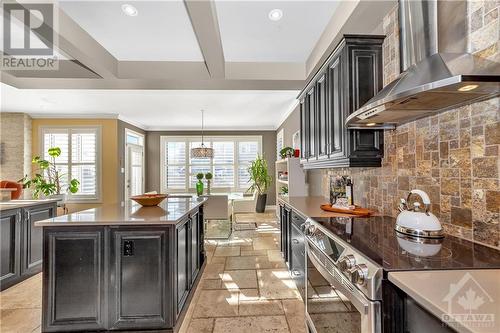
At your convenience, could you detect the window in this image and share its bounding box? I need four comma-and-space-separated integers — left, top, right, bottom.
41, 127, 101, 201
161, 136, 262, 193
277, 128, 284, 160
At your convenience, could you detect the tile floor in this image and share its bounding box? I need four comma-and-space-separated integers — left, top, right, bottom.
0, 211, 306, 333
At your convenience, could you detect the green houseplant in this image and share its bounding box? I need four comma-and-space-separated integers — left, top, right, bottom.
195, 173, 204, 196
279, 147, 294, 159
205, 172, 213, 195
247, 156, 272, 213
19, 147, 79, 200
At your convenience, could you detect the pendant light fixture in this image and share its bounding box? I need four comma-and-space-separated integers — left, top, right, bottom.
190, 109, 214, 158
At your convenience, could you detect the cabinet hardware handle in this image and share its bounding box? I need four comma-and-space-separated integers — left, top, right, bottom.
17, 211, 22, 222
292, 239, 299, 244
292, 270, 301, 277
25, 211, 31, 222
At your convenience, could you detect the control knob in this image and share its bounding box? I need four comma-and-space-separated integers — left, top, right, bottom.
338, 255, 356, 272
349, 264, 369, 286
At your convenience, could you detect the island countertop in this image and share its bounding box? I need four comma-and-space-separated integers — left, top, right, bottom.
0, 199, 59, 212
34, 197, 206, 226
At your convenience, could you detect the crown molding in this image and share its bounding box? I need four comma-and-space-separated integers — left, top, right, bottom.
28, 113, 119, 119
276, 99, 299, 129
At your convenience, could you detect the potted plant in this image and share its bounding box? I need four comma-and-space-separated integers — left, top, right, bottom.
247, 156, 272, 213
19, 147, 79, 201
279, 147, 294, 159
205, 172, 213, 195
195, 173, 204, 196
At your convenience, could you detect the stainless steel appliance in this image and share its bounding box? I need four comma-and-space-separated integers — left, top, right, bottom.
304, 218, 383, 333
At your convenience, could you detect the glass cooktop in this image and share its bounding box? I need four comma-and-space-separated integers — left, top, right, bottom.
311, 216, 500, 272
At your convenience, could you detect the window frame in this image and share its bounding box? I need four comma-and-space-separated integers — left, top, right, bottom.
160, 135, 262, 193
39, 125, 102, 203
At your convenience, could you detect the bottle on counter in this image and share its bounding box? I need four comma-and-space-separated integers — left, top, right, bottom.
346, 178, 354, 206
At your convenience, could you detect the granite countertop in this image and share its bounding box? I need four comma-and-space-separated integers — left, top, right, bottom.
278, 195, 372, 219
0, 199, 59, 212
34, 197, 206, 226
389, 270, 500, 333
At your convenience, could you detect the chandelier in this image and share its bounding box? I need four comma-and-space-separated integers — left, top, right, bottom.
190, 109, 214, 158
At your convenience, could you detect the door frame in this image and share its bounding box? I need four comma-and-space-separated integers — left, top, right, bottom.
124, 129, 145, 201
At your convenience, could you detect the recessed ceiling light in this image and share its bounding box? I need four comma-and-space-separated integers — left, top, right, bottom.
268, 9, 283, 21
458, 84, 478, 92
122, 4, 138, 17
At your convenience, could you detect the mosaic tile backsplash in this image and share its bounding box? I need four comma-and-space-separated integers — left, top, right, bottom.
314, 1, 500, 249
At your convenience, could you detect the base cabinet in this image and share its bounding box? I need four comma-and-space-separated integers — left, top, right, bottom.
279, 203, 306, 300
0, 202, 57, 291
0, 210, 21, 289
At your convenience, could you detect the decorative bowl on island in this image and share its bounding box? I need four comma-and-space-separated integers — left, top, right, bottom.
131, 194, 168, 206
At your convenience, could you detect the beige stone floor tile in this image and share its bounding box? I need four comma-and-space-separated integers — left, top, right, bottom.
221, 270, 258, 289
0, 308, 41, 333
202, 263, 225, 280
257, 269, 300, 300
253, 236, 279, 250
210, 256, 227, 265
225, 256, 278, 270
192, 289, 239, 318
214, 246, 241, 257
213, 315, 289, 333
267, 249, 283, 262
0, 274, 42, 309
238, 289, 284, 316
186, 318, 214, 333
199, 279, 223, 290
282, 299, 306, 333
241, 248, 268, 256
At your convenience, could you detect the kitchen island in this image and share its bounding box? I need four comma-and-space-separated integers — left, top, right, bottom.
35, 197, 206, 332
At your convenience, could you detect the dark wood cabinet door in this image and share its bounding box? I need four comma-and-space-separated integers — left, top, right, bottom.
109, 228, 170, 330
189, 213, 200, 286
290, 222, 305, 299
299, 100, 307, 161
176, 219, 189, 315
23, 204, 56, 275
346, 45, 384, 161
328, 56, 344, 158
316, 74, 329, 159
306, 87, 316, 160
0, 209, 21, 290
43, 228, 105, 332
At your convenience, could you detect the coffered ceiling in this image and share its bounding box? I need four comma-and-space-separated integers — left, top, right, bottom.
0, 0, 396, 129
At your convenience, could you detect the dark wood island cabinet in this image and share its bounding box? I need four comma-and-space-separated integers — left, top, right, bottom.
35, 197, 206, 332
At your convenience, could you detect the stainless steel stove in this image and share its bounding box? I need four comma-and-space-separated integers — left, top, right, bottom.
304, 217, 383, 333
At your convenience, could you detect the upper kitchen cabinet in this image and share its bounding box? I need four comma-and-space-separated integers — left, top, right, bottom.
299, 35, 385, 169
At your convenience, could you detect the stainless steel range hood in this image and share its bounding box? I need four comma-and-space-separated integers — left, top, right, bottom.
346, 0, 500, 129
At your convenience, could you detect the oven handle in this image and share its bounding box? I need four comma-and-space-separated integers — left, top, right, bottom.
306, 240, 371, 315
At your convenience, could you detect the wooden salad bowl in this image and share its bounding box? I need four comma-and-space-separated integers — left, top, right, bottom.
131, 194, 168, 207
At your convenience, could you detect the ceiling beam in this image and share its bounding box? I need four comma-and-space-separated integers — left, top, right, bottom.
2, 77, 303, 90
184, 0, 226, 79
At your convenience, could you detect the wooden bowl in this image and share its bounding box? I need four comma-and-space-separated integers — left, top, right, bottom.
131, 194, 168, 207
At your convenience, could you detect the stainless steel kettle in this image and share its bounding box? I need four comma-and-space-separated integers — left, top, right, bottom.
395, 189, 444, 238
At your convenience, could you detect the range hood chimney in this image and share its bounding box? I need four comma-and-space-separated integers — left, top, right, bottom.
346, 0, 499, 129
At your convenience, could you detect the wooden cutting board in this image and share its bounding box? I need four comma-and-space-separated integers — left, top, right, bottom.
320, 204, 372, 216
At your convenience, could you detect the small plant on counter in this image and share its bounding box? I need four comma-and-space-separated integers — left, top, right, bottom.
205, 172, 213, 195
19, 147, 79, 199
280, 186, 288, 196
279, 147, 294, 159
195, 173, 204, 196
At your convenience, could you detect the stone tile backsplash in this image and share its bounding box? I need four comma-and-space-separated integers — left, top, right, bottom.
315, 1, 499, 249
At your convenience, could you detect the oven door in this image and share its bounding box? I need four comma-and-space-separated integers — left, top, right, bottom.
305, 240, 381, 333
